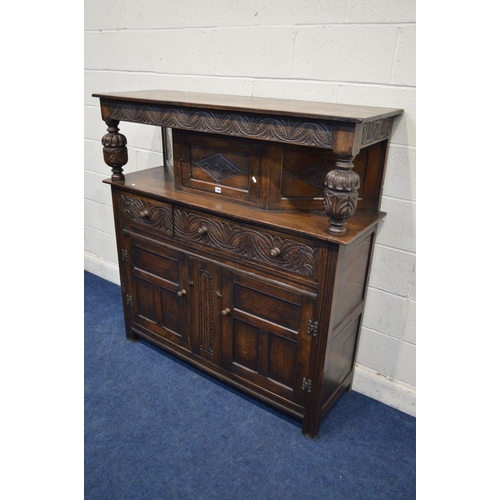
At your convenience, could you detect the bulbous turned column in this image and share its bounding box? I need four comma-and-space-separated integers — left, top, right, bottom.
323, 155, 360, 235
101, 119, 128, 181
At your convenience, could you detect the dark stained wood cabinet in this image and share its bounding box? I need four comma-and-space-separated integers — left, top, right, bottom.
93, 90, 403, 438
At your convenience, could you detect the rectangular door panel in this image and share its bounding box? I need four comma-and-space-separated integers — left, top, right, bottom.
232, 319, 259, 373
132, 245, 180, 290
160, 286, 182, 338
268, 335, 297, 389
233, 282, 302, 333
135, 276, 159, 324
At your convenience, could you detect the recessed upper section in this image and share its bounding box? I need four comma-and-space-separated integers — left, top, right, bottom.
92, 89, 403, 123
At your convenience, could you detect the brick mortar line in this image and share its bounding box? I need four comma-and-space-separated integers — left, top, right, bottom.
84, 23, 416, 33
83, 69, 416, 89
381, 195, 416, 204
374, 243, 416, 257
360, 324, 415, 345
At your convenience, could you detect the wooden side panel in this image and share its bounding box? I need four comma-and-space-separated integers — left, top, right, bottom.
360, 140, 388, 212
319, 230, 376, 412
330, 232, 374, 330
320, 316, 361, 409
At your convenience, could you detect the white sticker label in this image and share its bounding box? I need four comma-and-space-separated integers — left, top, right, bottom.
215, 186, 222, 193
252, 176, 257, 183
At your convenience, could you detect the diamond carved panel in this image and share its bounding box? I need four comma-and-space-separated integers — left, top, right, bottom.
287, 159, 335, 189
194, 153, 243, 183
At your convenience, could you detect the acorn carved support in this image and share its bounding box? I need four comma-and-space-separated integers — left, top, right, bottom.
102, 119, 128, 181
323, 155, 360, 236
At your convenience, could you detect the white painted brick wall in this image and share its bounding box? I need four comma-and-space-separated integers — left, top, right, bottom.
294, 26, 398, 82
347, 0, 415, 23
217, 27, 297, 78
84, 0, 416, 414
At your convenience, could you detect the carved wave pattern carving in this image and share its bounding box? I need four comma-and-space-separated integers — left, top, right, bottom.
121, 194, 173, 233
174, 210, 318, 277
109, 102, 334, 149
361, 118, 392, 146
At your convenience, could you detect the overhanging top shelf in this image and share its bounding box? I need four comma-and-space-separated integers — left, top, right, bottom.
92, 90, 403, 124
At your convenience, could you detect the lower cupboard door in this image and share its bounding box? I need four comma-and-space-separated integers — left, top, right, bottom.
125, 233, 190, 348
221, 271, 316, 406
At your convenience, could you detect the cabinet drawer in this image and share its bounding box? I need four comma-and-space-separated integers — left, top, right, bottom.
173, 208, 319, 279
119, 192, 173, 237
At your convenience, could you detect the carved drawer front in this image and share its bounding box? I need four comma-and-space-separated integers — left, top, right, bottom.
119, 193, 173, 237
173, 208, 319, 280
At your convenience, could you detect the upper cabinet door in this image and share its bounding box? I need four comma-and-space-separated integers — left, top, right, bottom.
174, 130, 262, 205
220, 271, 316, 407
123, 232, 191, 350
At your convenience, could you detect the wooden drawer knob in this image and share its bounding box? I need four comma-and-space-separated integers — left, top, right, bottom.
197, 226, 209, 236
270, 247, 281, 258
221, 308, 231, 316
139, 210, 149, 219
177, 289, 187, 297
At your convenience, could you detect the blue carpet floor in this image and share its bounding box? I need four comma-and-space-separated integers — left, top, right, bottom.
85, 271, 416, 499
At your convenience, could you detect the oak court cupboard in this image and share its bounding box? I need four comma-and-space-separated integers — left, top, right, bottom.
93, 90, 403, 438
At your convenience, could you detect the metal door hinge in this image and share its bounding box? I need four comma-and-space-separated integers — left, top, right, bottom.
307, 319, 318, 337
126, 294, 133, 306
302, 377, 312, 393
121, 249, 128, 262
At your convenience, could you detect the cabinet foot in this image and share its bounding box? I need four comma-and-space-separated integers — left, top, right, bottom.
301, 427, 319, 440
126, 331, 139, 342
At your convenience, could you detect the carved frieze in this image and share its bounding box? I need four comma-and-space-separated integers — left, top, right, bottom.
361, 118, 392, 146
108, 101, 335, 149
